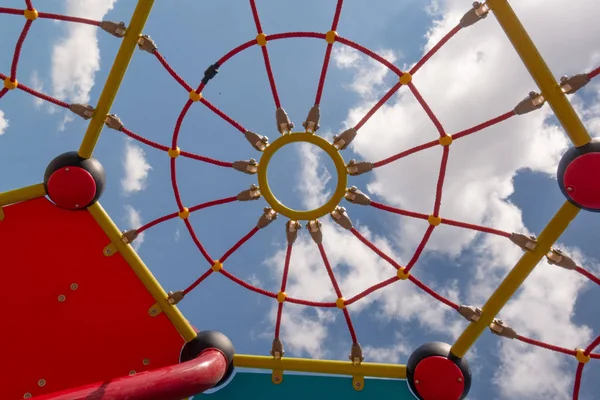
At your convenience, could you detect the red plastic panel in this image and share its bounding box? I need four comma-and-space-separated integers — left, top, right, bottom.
0, 197, 185, 399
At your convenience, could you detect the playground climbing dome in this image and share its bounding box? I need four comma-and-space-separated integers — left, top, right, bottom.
1, 1, 600, 399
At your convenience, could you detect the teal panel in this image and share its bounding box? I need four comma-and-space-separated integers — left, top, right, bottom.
198, 371, 416, 399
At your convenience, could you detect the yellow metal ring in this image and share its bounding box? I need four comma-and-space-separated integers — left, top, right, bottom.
257, 132, 348, 221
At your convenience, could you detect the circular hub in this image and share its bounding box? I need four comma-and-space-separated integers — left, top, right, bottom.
47, 166, 96, 210
563, 153, 600, 210
413, 356, 465, 400
257, 132, 348, 220
558, 139, 600, 212
407, 342, 471, 400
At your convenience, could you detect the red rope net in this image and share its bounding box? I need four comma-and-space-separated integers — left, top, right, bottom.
2, 1, 600, 398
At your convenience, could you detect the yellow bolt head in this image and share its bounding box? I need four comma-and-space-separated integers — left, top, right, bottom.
178, 207, 190, 220
325, 30, 337, 44
336, 297, 345, 309
439, 135, 453, 146
212, 260, 223, 272
168, 147, 181, 158
24, 9, 38, 20
189, 90, 202, 102
256, 33, 267, 47
3, 77, 18, 90
576, 348, 590, 364
399, 73, 412, 85
397, 268, 410, 280
276, 291, 287, 303
428, 215, 442, 226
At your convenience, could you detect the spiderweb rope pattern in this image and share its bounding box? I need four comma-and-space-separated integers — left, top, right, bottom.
2, 2, 600, 397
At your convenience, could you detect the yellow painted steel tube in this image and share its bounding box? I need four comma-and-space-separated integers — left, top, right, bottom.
78, 0, 155, 158
88, 202, 196, 342
451, 200, 580, 358
233, 355, 406, 379
487, 0, 591, 147
0, 183, 47, 220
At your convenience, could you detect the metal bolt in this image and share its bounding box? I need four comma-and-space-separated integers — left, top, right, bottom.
129, 370, 136, 375
567, 186, 573, 192
38, 379, 46, 387
105, 249, 112, 255
75, 204, 80, 208
65, 168, 70, 172
274, 376, 280, 382
143, 358, 150, 366
458, 377, 463, 382
355, 381, 362, 388
24, 393, 32, 399
415, 380, 420, 384
70, 283, 78, 290
58, 294, 66, 302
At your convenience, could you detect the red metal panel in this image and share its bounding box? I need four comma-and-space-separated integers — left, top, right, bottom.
1, 197, 185, 399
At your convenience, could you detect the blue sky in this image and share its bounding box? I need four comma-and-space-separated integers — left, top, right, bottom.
1, 1, 600, 399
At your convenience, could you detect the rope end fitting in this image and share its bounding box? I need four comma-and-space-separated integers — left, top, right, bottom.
232, 159, 258, 175
333, 127, 357, 150
70, 103, 95, 120
303, 105, 320, 133
137, 35, 157, 53
276, 108, 294, 135
489, 319, 518, 339
307, 219, 323, 244
100, 21, 126, 38
237, 184, 261, 201
346, 160, 374, 176
245, 130, 269, 151
460, 2, 490, 28
286, 220, 301, 244
257, 207, 278, 229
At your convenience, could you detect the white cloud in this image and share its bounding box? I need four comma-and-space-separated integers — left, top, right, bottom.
121, 140, 151, 195
124, 205, 145, 251
263, 0, 600, 397
0, 110, 8, 135
30, 70, 45, 108
333, 46, 398, 99
51, 0, 117, 129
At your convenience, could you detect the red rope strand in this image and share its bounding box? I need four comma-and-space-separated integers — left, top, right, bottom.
410, 25, 461, 75
220, 226, 259, 263
153, 51, 193, 92
409, 275, 459, 310
354, 81, 403, 131
408, 82, 446, 137
317, 243, 358, 344
11, 20, 33, 80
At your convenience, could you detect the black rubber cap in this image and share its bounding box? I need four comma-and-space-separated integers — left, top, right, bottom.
406, 342, 472, 400
43, 151, 106, 208
180, 330, 235, 388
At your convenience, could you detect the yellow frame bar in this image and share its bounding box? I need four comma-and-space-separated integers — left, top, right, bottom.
451, 200, 580, 358
78, 0, 155, 159
0, 183, 46, 221
487, 0, 591, 147
234, 354, 406, 379
88, 202, 196, 342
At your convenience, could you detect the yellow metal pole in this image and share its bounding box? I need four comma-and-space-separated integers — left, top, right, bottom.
233, 355, 406, 379
78, 0, 155, 159
451, 200, 580, 358
486, 0, 591, 147
0, 183, 47, 221
88, 202, 196, 342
